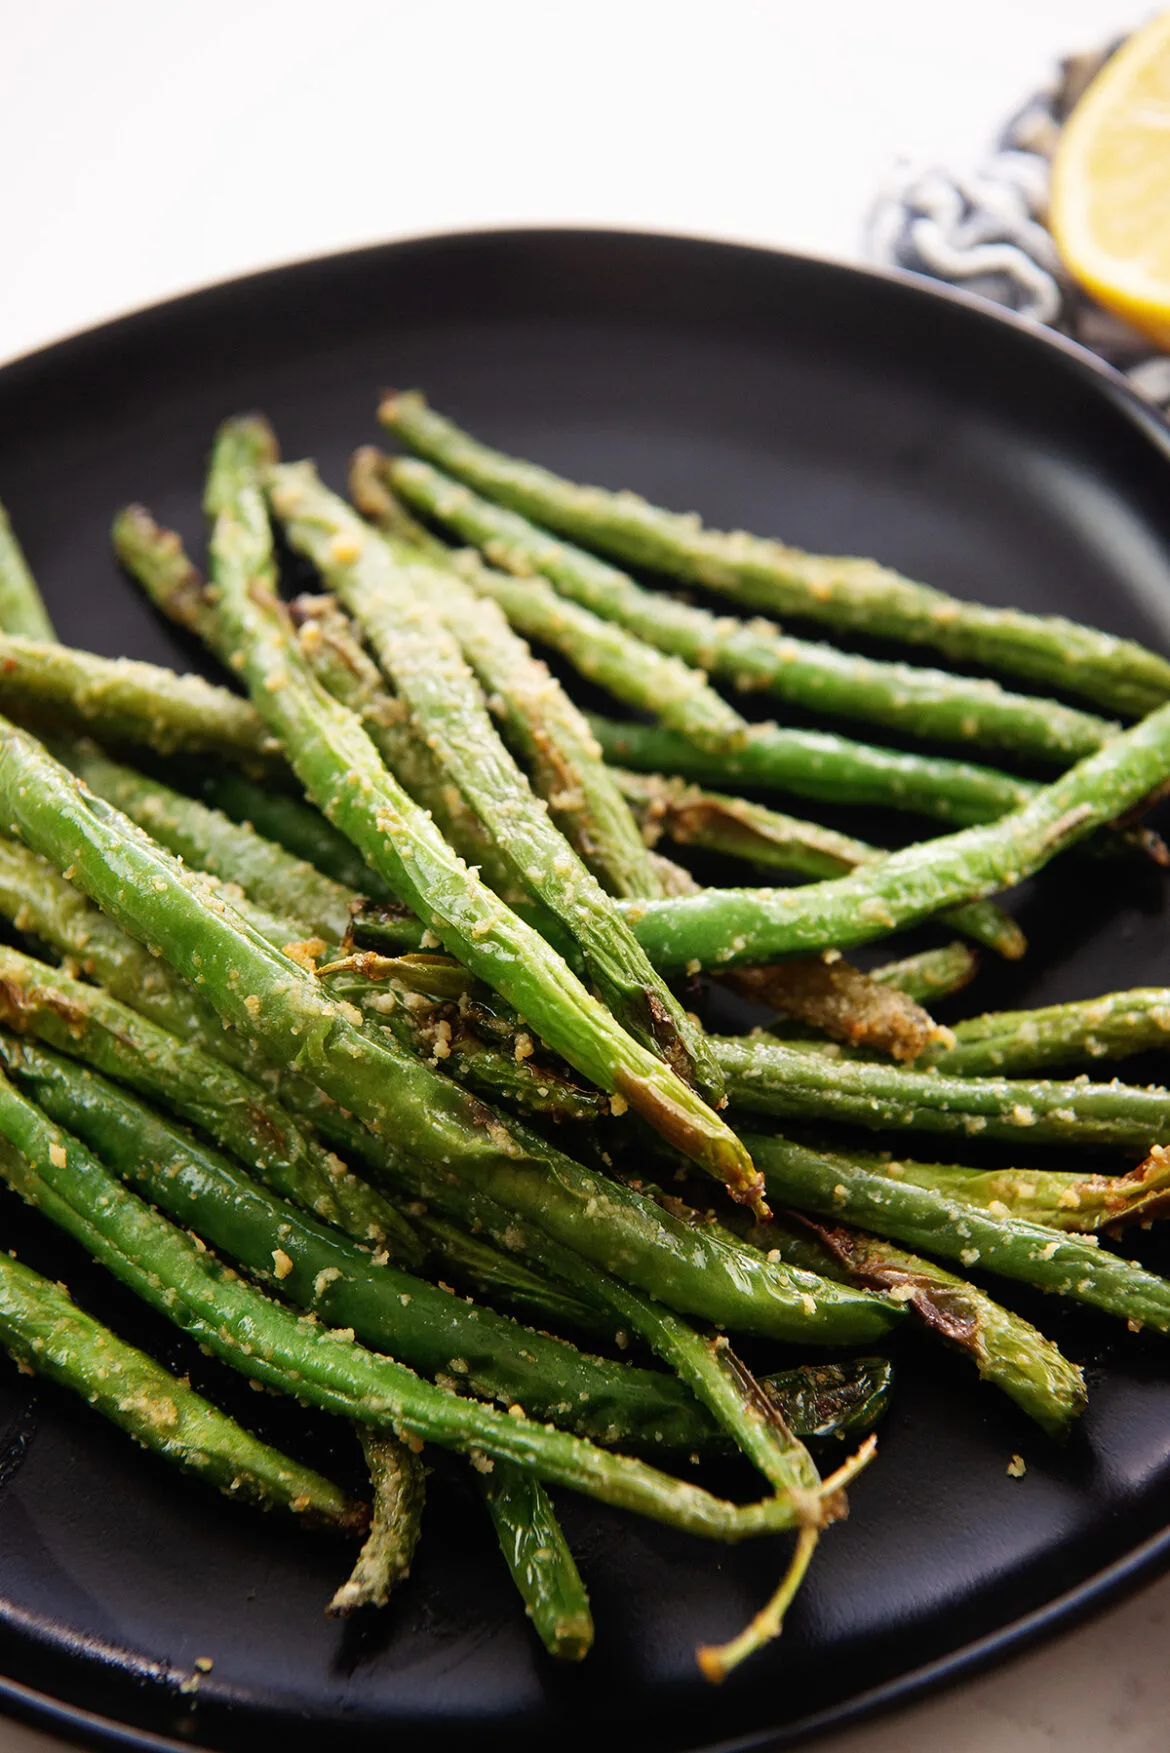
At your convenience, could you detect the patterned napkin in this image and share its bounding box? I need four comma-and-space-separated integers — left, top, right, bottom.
865, 37, 1170, 419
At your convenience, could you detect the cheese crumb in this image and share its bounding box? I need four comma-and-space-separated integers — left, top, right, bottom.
49, 1143, 67, 1169
1006, 1454, 1026, 1478
271, 1249, 293, 1281
329, 533, 363, 565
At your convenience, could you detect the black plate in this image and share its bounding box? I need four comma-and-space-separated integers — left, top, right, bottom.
1, 229, 1170, 1753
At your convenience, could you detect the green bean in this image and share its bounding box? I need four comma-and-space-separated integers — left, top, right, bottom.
869, 944, 980, 1004
743, 948, 976, 1051
2, 1032, 774, 1452
0, 941, 423, 1260
119, 493, 530, 913
328, 959, 606, 1124
592, 716, 1037, 830
721, 959, 950, 1062
478, 1461, 593, 1660
327, 1432, 425, 1613
611, 768, 1023, 958
387, 454, 1118, 763
0, 503, 56, 641
290, 595, 529, 906
195, 462, 751, 1197
0, 1074, 814, 1542
0, 1243, 362, 1526
381, 392, 1170, 718
327, 504, 1044, 832
716, 1036, 1170, 1151
0, 632, 280, 771
116, 502, 510, 905
749, 1215, 1084, 1437
359, 443, 1055, 840
747, 1129, 1170, 1330
0, 966, 884, 1491
855, 1147, 1170, 1233
389, 516, 748, 752
756, 1358, 893, 1441
0, 839, 599, 1329
930, 990, 1170, 1077
61, 741, 356, 944
608, 701, 1170, 971
197, 769, 396, 900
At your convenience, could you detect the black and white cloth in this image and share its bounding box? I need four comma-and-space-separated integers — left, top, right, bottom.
865, 39, 1170, 418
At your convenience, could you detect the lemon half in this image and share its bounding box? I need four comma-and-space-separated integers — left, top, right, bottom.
1051, 10, 1170, 348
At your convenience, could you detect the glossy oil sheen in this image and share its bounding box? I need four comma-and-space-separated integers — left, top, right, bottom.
0, 232, 1169, 1752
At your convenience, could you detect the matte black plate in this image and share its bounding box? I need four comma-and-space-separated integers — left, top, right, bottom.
1, 230, 1170, 1753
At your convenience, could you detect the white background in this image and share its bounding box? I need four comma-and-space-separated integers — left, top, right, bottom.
2, 3, 1170, 1750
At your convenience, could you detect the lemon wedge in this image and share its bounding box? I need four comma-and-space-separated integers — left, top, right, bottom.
1051, 10, 1170, 348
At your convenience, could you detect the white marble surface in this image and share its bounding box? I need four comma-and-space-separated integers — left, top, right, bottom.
1, 1, 1169, 1747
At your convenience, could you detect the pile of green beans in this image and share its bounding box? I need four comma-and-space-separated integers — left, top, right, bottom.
0, 376, 1168, 1686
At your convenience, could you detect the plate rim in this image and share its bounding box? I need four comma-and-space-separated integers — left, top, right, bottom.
1, 222, 1169, 1753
